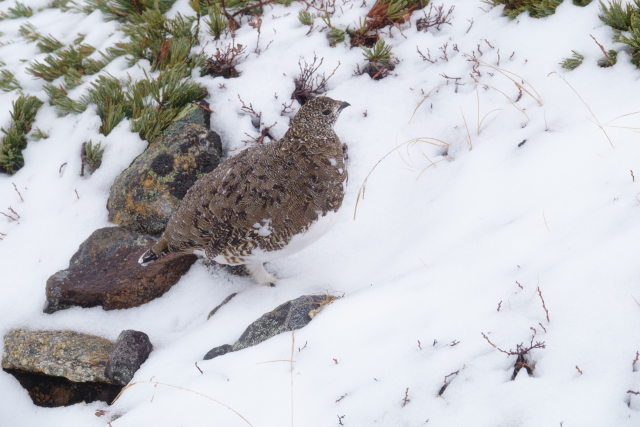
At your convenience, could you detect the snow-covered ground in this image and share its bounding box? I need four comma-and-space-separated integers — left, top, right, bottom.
2, 0, 640, 425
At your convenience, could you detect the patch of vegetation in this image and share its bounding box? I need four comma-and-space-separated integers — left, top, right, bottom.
298, 10, 314, 26
0, 1, 33, 19
206, 2, 229, 39
560, 50, 584, 69
358, 38, 396, 79
44, 84, 88, 115
117, 9, 203, 72
0, 95, 43, 174
128, 65, 207, 142
0, 69, 21, 92
85, 75, 128, 136
597, 48, 617, 67
84, 0, 177, 21
573, 0, 592, 5
600, 0, 640, 67
81, 140, 104, 175
201, 42, 246, 78
19, 23, 64, 52
487, 0, 563, 19
27, 43, 107, 88
598, 0, 636, 30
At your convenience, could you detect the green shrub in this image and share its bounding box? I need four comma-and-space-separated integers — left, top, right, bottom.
0, 95, 43, 174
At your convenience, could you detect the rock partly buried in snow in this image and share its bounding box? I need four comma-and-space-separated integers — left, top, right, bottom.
203, 294, 337, 360
107, 103, 222, 235
44, 226, 196, 313
105, 330, 153, 385
2, 329, 152, 407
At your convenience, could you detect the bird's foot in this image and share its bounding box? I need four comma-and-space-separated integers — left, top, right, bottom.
246, 263, 277, 287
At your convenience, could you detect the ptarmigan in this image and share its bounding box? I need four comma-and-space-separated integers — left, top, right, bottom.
139, 96, 350, 286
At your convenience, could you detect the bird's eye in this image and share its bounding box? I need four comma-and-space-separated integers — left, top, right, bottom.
322, 109, 331, 115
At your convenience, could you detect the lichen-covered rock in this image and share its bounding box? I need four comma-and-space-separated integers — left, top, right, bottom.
44, 226, 196, 313
107, 103, 223, 235
2, 329, 114, 383
204, 294, 337, 360
105, 330, 153, 385
2, 328, 153, 407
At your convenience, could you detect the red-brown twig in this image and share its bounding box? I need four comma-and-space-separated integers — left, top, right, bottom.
12, 183, 23, 202
537, 286, 550, 323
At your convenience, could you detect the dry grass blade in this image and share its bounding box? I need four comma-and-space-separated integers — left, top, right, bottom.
549, 71, 613, 147
482, 83, 529, 120
111, 379, 254, 426
408, 87, 438, 123
461, 109, 472, 150
354, 137, 449, 220
469, 56, 543, 106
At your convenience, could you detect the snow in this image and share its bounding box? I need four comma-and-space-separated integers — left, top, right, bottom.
2, 0, 640, 425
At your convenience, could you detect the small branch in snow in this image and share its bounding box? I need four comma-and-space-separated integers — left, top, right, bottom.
195, 362, 203, 374
497, 300, 502, 312
336, 393, 347, 403
631, 170, 635, 183
438, 370, 460, 396
74, 189, 80, 200
333, 358, 339, 364
337, 414, 346, 425
632, 351, 640, 372
417, 339, 423, 350
59, 162, 67, 176
516, 280, 524, 289
465, 18, 474, 34
401, 387, 410, 407
589, 34, 611, 60
1, 207, 20, 222
538, 322, 547, 333
208, 292, 238, 320
12, 183, 23, 202
575, 365, 583, 375
297, 341, 308, 352
537, 286, 550, 323
450, 340, 460, 347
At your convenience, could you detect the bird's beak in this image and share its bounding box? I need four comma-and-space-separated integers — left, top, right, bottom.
338, 101, 350, 111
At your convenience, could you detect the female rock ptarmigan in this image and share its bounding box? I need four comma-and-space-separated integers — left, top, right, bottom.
140, 96, 349, 286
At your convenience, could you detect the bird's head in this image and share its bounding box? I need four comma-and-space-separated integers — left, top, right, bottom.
290, 96, 350, 131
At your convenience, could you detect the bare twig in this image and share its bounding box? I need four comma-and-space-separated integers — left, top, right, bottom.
207, 292, 238, 320
12, 183, 23, 202
575, 365, 583, 375
195, 362, 203, 374
537, 286, 550, 323
401, 387, 410, 407
438, 370, 460, 396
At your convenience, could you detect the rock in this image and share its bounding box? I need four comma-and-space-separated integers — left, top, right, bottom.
2, 329, 114, 383
44, 226, 196, 313
107, 102, 223, 235
203, 294, 337, 360
2, 328, 152, 407
105, 330, 153, 385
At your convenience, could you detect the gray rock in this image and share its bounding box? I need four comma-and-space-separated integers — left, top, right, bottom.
107, 103, 222, 235
2, 329, 114, 383
44, 226, 196, 312
2, 328, 153, 407
105, 330, 153, 385
203, 294, 337, 360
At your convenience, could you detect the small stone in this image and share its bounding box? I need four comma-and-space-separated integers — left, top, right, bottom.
203, 295, 337, 360
107, 103, 222, 235
44, 226, 196, 312
105, 330, 153, 385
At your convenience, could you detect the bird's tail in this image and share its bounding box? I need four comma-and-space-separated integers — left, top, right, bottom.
138, 239, 168, 266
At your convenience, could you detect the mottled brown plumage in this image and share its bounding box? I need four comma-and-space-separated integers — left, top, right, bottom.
140, 96, 349, 285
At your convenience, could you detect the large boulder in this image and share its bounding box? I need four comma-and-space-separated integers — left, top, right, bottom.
2, 329, 152, 407
44, 226, 196, 313
204, 294, 338, 360
107, 103, 223, 235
